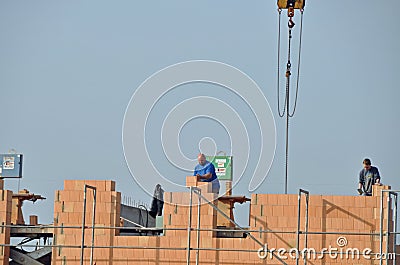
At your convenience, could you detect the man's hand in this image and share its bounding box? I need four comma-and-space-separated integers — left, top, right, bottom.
196, 174, 201, 179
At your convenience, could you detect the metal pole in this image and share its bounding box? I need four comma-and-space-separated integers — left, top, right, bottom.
386, 195, 390, 264
393, 193, 398, 265
195, 189, 201, 265
304, 193, 309, 265
380, 190, 384, 265
186, 186, 193, 265
284, 87, 289, 195
5, 223, 394, 235
89, 188, 97, 265
80, 185, 88, 265
296, 191, 301, 265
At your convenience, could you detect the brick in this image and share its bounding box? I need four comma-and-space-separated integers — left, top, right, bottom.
53, 201, 63, 213
257, 194, 269, 205
343, 196, 355, 207
86, 180, 107, 191
308, 195, 323, 206
63, 180, 76, 191
308, 206, 324, 217
250, 194, 258, 205
164, 192, 173, 204
281, 217, 297, 229
185, 176, 198, 187
66, 190, 85, 202
332, 196, 347, 206
197, 181, 213, 193
331, 218, 343, 229
249, 204, 258, 218
283, 205, 297, 217
325, 206, 338, 218
171, 192, 191, 205
354, 196, 366, 208
365, 196, 378, 208
272, 205, 284, 217
276, 194, 297, 206
269, 194, 281, 205
105, 180, 116, 191
64, 180, 116, 192
336, 208, 351, 218
199, 204, 215, 215
265, 216, 279, 228
308, 217, 322, 230
0, 190, 12, 202
97, 191, 114, 203
203, 192, 217, 203
372, 184, 391, 196
29, 215, 38, 225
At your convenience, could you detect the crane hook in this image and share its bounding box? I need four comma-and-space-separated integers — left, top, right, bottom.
288, 18, 295, 28
288, 7, 295, 28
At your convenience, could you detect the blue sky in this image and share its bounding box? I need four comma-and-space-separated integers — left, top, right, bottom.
1, 1, 399, 225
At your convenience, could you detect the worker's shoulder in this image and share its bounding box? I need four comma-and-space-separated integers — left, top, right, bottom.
194, 164, 202, 171
206, 161, 215, 169
371, 166, 380, 172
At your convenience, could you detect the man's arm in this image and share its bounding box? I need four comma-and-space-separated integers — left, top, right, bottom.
359, 170, 364, 185
196, 172, 212, 180
358, 170, 365, 193
374, 167, 381, 184
196, 163, 214, 180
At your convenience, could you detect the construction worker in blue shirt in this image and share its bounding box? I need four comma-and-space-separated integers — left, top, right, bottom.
194, 153, 220, 194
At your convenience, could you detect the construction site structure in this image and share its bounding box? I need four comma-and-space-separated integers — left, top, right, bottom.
0, 178, 399, 264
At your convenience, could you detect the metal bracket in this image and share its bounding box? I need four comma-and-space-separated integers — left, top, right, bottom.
9, 246, 51, 265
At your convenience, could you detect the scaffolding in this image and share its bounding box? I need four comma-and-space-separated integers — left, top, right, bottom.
2, 188, 399, 265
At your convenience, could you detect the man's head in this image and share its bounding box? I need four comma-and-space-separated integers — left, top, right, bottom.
197, 153, 207, 166
363, 158, 372, 170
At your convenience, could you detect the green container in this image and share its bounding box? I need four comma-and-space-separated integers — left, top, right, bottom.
155, 216, 163, 228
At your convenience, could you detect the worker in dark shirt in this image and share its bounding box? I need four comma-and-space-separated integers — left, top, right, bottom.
358, 158, 381, 196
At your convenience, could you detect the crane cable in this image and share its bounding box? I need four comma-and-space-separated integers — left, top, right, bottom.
277, 7, 304, 194
277, 9, 286, 117
277, 8, 304, 118
290, 8, 304, 118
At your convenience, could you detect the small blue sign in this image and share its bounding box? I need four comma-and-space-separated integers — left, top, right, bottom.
0, 154, 23, 178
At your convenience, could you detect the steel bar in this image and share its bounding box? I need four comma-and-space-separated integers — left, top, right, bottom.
80, 185, 88, 265
186, 186, 194, 265
304, 192, 309, 265
7, 224, 396, 235
195, 189, 201, 265
380, 189, 384, 265
90, 188, 97, 265
393, 193, 398, 265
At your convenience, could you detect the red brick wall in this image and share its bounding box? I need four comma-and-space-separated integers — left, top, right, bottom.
50, 180, 397, 265
52, 180, 120, 265
0, 180, 12, 265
